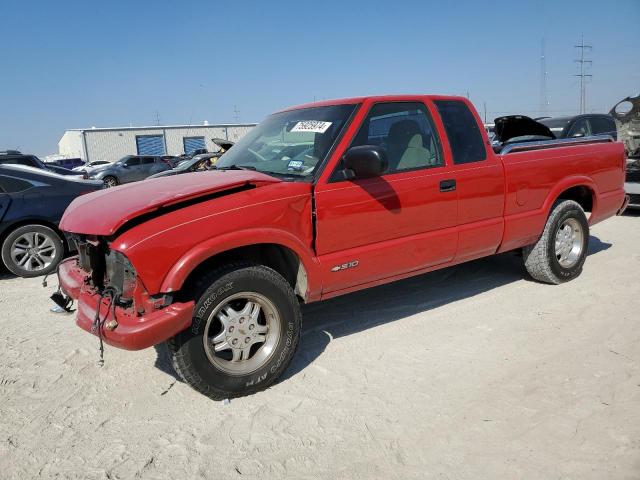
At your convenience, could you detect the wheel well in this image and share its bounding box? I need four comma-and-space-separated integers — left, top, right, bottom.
177, 243, 308, 303
556, 185, 594, 214
0, 219, 68, 251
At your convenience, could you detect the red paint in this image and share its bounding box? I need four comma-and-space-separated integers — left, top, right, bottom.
57, 95, 626, 351
58, 259, 194, 350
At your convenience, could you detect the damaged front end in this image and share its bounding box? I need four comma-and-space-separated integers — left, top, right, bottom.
57, 234, 194, 351
611, 94, 640, 205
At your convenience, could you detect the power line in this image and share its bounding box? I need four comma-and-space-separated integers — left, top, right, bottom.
574, 34, 592, 114
540, 38, 548, 115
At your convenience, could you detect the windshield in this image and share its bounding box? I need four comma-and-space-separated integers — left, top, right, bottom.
215, 104, 356, 180
539, 117, 572, 137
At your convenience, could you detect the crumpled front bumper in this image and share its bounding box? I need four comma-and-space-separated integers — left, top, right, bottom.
57, 257, 194, 351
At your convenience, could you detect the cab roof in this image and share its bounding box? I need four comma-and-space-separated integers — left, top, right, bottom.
279, 94, 468, 112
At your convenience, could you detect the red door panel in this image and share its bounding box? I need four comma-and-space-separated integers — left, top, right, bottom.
315, 169, 458, 293
450, 161, 505, 261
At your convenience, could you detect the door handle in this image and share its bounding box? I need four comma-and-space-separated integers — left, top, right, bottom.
439, 179, 456, 192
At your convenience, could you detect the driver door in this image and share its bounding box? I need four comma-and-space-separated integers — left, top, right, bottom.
313, 100, 458, 295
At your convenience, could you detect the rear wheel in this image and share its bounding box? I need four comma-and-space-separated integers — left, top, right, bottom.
1, 224, 64, 277
167, 264, 301, 400
523, 200, 589, 284
103, 176, 118, 188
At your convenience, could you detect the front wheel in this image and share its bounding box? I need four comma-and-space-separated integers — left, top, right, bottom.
167, 264, 301, 400
523, 199, 589, 284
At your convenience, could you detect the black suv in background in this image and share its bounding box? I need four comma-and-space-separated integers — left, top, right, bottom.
538, 114, 617, 140
0, 165, 102, 277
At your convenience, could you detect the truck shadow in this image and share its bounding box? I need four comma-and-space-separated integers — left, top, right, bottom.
153, 235, 611, 384
281, 234, 611, 382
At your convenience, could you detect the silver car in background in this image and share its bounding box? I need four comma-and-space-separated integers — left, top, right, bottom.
86, 155, 177, 187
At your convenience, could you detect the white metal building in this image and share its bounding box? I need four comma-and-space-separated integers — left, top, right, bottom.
58, 123, 257, 163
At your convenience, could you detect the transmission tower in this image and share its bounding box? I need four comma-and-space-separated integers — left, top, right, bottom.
574, 34, 592, 114
233, 105, 240, 122
539, 38, 548, 115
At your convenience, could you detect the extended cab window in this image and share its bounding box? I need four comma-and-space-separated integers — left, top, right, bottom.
434, 100, 487, 164
349, 102, 443, 173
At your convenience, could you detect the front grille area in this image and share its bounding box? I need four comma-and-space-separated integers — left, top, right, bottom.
70, 234, 106, 289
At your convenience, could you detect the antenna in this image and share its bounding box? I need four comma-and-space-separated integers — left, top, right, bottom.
539, 38, 548, 115
233, 105, 240, 123
574, 34, 592, 114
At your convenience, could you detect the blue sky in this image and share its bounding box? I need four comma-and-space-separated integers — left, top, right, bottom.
0, 0, 638, 156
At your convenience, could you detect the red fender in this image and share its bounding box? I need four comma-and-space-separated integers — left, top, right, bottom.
159, 228, 323, 301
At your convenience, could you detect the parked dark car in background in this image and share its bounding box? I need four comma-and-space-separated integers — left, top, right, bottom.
147, 153, 218, 179
538, 114, 617, 140
86, 155, 179, 187
147, 139, 234, 179
46, 158, 84, 170
0, 150, 83, 177
0, 165, 102, 277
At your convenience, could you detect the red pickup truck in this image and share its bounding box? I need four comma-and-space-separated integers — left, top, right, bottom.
56, 95, 628, 399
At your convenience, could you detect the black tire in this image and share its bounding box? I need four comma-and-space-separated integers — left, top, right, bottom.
523, 200, 589, 284
167, 264, 301, 400
1, 224, 64, 278
103, 176, 118, 188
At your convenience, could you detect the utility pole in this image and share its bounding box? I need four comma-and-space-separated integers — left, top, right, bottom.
539, 38, 548, 116
574, 34, 592, 114
233, 105, 240, 122
483, 102, 487, 124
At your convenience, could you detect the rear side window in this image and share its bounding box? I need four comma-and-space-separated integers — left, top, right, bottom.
0, 175, 34, 193
434, 100, 487, 164
140, 157, 155, 164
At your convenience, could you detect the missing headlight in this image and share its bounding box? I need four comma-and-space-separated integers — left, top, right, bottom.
105, 250, 137, 302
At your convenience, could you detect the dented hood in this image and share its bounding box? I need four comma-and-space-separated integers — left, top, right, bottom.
60, 170, 280, 236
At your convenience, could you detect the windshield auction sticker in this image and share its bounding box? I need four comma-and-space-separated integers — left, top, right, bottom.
290, 121, 333, 134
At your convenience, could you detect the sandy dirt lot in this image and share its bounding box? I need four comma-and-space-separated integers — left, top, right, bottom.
0, 213, 639, 479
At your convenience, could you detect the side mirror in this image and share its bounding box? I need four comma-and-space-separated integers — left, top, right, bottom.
342, 145, 387, 179
121, 163, 129, 168
571, 132, 585, 138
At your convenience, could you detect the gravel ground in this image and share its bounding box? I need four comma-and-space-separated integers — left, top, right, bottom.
0, 212, 639, 479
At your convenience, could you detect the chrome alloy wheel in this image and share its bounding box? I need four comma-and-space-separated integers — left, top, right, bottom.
554, 218, 584, 268
203, 292, 281, 375
104, 177, 117, 187
10, 231, 58, 272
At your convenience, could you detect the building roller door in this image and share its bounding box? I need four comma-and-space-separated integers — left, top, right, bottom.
136, 135, 165, 155
183, 136, 206, 154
